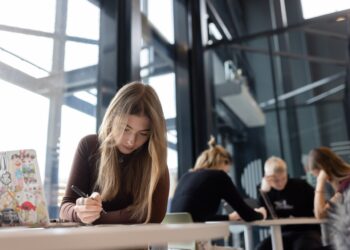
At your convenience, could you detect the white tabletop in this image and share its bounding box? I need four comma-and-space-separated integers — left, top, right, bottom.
229, 217, 326, 250
232, 217, 325, 226
0, 222, 229, 250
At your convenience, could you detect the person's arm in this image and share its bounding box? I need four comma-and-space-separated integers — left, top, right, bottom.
260, 176, 272, 192
257, 177, 273, 218
228, 212, 240, 221
93, 207, 138, 224
303, 181, 318, 217
220, 172, 264, 221
207, 214, 230, 221
95, 167, 170, 224
314, 170, 330, 219
60, 135, 99, 223
149, 167, 170, 223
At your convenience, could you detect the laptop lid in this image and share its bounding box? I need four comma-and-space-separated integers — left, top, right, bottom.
0, 149, 50, 227
223, 198, 259, 214
259, 189, 278, 219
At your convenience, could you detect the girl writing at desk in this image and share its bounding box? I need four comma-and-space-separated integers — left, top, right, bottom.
60, 82, 169, 224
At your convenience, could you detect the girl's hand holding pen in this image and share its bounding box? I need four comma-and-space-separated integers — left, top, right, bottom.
74, 192, 104, 224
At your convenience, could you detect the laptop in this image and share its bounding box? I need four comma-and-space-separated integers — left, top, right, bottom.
223, 198, 259, 214
0, 149, 51, 227
259, 189, 278, 219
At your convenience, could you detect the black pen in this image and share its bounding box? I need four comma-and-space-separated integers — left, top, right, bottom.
71, 185, 107, 214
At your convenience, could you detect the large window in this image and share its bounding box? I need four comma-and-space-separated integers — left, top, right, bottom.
141, 0, 178, 199
206, 1, 350, 201
301, 0, 350, 19
0, 0, 100, 217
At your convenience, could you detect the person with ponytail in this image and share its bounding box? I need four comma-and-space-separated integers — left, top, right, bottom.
60, 82, 169, 224
170, 136, 266, 222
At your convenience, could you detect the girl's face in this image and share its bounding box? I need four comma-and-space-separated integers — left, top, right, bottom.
116, 114, 151, 154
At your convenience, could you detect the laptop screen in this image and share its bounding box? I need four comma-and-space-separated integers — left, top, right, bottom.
0, 149, 49, 227
259, 189, 278, 219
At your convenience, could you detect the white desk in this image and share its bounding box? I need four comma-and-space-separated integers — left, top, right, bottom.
229, 217, 325, 250
0, 222, 229, 250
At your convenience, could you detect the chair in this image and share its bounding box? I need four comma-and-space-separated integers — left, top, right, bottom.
161, 213, 243, 250
161, 212, 196, 250
162, 212, 194, 224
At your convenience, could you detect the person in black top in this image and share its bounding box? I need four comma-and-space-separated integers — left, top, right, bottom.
170, 136, 266, 222
256, 156, 323, 250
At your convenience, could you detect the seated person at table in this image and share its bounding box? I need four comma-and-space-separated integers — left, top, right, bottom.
170, 136, 266, 222
308, 147, 350, 249
255, 156, 322, 250
59, 82, 169, 224
308, 147, 350, 219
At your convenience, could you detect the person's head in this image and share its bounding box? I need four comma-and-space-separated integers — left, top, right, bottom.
264, 156, 288, 190
193, 136, 232, 172
99, 81, 166, 154
308, 147, 350, 182
97, 82, 167, 222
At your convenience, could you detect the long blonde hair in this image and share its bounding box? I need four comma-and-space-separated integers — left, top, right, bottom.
96, 82, 167, 222
193, 136, 232, 171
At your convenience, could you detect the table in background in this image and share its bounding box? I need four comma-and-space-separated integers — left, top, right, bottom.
229, 217, 326, 250
0, 222, 229, 250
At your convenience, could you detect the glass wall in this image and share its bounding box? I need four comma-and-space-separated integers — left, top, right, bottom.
300, 0, 350, 19
0, 0, 100, 216
140, 0, 178, 199
207, 12, 350, 198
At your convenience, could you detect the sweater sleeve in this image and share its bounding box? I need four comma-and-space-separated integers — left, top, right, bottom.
149, 167, 170, 223
93, 208, 138, 224
219, 172, 263, 221
207, 214, 229, 221
59, 135, 97, 222
59, 135, 137, 224
60, 135, 170, 224
94, 167, 170, 224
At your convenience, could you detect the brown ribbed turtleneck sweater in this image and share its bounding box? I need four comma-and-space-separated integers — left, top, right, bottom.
59, 134, 169, 224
